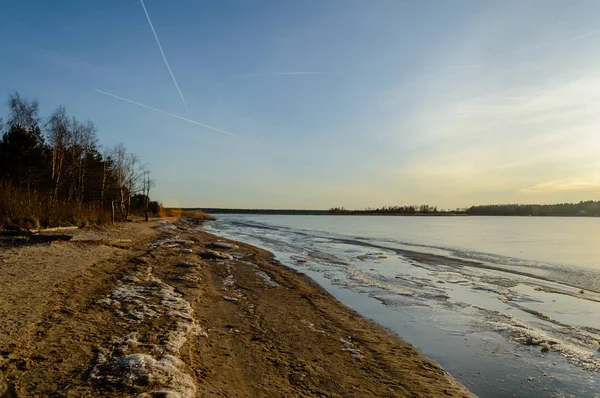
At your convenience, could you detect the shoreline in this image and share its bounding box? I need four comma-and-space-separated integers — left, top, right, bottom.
0, 218, 473, 397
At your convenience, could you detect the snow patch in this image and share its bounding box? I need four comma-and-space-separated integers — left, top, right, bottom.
93, 269, 205, 396
223, 274, 236, 287
92, 353, 196, 397
155, 220, 178, 234
302, 320, 325, 333
149, 237, 194, 249
340, 338, 363, 360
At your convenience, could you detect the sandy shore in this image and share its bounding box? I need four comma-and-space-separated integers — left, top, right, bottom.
0, 218, 473, 397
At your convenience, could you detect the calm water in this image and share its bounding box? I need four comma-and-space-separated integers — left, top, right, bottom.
206, 215, 600, 397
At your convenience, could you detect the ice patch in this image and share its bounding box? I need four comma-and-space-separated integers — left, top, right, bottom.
207, 241, 239, 250
475, 307, 600, 372
231, 252, 247, 260
291, 255, 310, 263
343, 267, 416, 297
255, 270, 279, 287
198, 250, 233, 260
307, 250, 349, 266
223, 296, 239, 302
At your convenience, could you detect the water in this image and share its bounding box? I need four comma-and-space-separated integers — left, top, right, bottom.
205, 215, 600, 397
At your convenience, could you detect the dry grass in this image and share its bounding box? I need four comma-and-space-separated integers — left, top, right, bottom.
158, 207, 216, 222
0, 182, 111, 230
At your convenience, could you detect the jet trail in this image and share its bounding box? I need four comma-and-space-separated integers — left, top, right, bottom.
231, 71, 337, 79
139, 0, 192, 118
93, 89, 242, 139
273, 72, 334, 75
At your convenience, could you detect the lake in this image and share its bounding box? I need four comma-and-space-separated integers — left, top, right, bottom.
205, 215, 600, 397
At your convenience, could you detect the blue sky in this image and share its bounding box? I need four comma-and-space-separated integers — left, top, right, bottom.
2, 1, 600, 209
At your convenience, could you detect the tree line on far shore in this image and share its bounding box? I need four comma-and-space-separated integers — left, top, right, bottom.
328, 201, 600, 216
466, 201, 600, 216
0, 92, 159, 230
328, 205, 454, 215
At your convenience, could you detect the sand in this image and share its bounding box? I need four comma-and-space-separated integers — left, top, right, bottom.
0, 218, 473, 397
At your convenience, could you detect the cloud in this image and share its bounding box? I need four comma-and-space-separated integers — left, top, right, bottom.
41, 51, 114, 75
450, 64, 482, 69
139, 0, 191, 117
566, 28, 600, 43
376, 67, 600, 206
522, 174, 600, 194
514, 29, 600, 56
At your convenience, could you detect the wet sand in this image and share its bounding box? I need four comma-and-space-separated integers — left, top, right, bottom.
0, 218, 473, 397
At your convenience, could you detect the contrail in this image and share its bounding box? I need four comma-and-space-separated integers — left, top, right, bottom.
139, 0, 191, 118
273, 72, 335, 75
231, 71, 337, 79
93, 89, 243, 139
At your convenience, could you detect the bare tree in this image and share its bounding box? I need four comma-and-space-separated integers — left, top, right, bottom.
110, 144, 144, 220
100, 147, 113, 201
71, 119, 97, 203
47, 106, 71, 199
141, 168, 154, 222
111, 144, 128, 219
7, 92, 40, 131
124, 153, 142, 220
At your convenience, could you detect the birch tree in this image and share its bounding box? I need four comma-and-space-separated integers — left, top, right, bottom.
47, 106, 71, 199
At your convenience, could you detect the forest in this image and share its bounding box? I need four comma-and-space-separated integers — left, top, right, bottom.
0, 92, 158, 230
327, 202, 600, 217
329, 205, 443, 215
466, 201, 600, 216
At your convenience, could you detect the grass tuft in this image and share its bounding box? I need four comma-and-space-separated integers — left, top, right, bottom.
159, 207, 216, 222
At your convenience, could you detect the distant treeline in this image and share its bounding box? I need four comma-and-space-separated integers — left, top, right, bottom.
199, 206, 464, 216
328, 205, 457, 215
202, 201, 600, 217
0, 92, 158, 229
466, 201, 600, 216
199, 208, 330, 215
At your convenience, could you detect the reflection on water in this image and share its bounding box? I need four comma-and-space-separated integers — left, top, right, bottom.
206, 215, 600, 397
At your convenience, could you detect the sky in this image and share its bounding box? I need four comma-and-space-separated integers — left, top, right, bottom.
2, 0, 600, 209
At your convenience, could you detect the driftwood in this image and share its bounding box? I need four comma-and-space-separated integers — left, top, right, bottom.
31, 226, 79, 234
0, 233, 73, 246
29, 234, 72, 243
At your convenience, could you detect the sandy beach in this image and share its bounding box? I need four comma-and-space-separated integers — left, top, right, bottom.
0, 218, 473, 397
